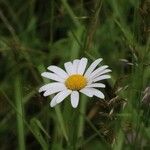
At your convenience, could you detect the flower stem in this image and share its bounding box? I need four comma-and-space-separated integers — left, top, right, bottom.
78, 95, 87, 138
15, 75, 26, 150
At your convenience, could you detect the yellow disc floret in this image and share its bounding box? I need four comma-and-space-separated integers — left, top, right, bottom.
65, 74, 87, 90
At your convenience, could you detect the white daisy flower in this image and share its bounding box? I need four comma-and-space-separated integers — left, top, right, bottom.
39, 58, 111, 108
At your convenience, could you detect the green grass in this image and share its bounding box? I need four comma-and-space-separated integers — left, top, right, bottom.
15, 75, 26, 150
0, 0, 150, 149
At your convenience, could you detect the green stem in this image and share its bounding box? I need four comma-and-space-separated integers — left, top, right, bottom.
15, 75, 26, 150
60, 0, 80, 27
55, 106, 69, 142
78, 95, 87, 138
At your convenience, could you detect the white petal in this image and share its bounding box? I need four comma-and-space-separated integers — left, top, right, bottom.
89, 88, 105, 99
98, 69, 111, 76
77, 58, 88, 75
71, 91, 79, 108
50, 94, 59, 107
80, 88, 94, 97
93, 75, 111, 82
91, 69, 112, 79
56, 90, 72, 103
88, 65, 109, 79
41, 72, 64, 82
84, 58, 103, 77
47, 65, 68, 79
86, 83, 106, 88
43, 86, 66, 97
99, 69, 112, 75
64, 62, 74, 75
81, 87, 105, 99
39, 82, 65, 92
72, 59, 80, 74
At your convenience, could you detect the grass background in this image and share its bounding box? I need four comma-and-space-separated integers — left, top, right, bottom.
0, 0, 150, 149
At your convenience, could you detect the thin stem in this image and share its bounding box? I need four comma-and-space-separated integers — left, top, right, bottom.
55, 106, 69, 142
15, 75, 26, 150
60, 0, 81, 27
78, 95, 87, 138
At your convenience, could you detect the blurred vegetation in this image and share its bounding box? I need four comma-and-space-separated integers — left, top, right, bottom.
0, 0, 150, 149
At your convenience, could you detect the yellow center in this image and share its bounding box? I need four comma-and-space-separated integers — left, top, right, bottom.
65, 74, 87, 90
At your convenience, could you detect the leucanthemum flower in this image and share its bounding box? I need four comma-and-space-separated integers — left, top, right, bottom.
39, 58, 111, 108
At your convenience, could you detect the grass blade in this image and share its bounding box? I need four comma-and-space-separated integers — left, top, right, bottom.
15, 75, 26, 150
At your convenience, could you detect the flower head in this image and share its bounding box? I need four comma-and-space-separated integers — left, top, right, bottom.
39, 58, 111, 108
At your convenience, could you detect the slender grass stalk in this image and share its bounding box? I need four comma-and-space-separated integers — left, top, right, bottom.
15, 75, 26, 150
60, 0, 80, 27
49, 0, 54, 44
84, 0, 102, 51
55, 106, 69, 142
78, 95, 87, 138
70, 27, 84, 60
30, 118, 49, 150
0, 9, 19, 41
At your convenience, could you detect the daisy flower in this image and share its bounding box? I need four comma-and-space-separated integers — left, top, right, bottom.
39, 58, 111, 108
